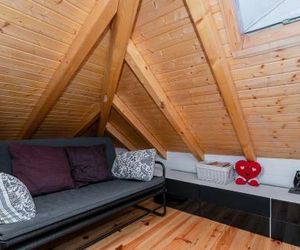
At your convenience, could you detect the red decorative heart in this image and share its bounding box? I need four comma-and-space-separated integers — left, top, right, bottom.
235, 160, 261, 182
248, 179, 260, 187
236, 176, 247, 185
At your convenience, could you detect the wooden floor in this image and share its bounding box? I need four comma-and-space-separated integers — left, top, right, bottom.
53, 201, 299, 250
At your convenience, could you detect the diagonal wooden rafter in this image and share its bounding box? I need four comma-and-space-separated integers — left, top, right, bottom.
69, 98, 165, 155
19, 0, 118, 139
71, 104, 101, 137
98, 0, 140, 136
69, 102, 145, 153
125, 40, 205, 160
185, 0, 256, 161
106, 122, 137, 151
113, 95, 167, 158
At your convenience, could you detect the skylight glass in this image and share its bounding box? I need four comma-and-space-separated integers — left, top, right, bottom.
235, 0, 300, 33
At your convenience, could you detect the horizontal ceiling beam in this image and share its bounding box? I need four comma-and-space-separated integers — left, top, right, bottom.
113, 95, 167, 159
98, 0, 140, 136
106, 122, 137, 151
185, 0, 256, 161
125, 40, 204, 160
19, 0, 118, 139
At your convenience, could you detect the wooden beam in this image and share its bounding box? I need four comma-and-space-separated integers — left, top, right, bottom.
19, 0, 118, 139
125, 40, 204, 160
98, 0, 140, 136
113, 95, 167, 159
71, 105, 100, 137
185, 0, 256, 161
106, 122, 136, 151
219, 0, 243, 52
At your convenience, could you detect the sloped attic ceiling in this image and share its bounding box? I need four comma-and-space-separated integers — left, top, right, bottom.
0, 0, 299, 160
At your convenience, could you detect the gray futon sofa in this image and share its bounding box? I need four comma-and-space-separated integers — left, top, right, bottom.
0, 137, 166, 250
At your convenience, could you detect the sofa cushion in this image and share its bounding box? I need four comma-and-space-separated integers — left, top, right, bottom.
112, 149, 156, 181
65, 145, 112, 187
0, 173, 36, 224
0, 138, 116, 175
10, 144, 74, 196
0, 177, 164, 241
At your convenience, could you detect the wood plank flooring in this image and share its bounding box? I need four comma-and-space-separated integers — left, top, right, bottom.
52, 201, 299, 250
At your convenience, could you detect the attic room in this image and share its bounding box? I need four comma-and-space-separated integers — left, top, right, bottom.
0, 0, 300, 249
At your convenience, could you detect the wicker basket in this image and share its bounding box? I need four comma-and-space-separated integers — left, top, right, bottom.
196, 161, 235, 185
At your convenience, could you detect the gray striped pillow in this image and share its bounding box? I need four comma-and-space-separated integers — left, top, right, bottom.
0, 173, 36, 224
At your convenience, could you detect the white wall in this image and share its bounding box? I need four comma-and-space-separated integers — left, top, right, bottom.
115, 147, 128, 155
158, 152, 300, 188
116, 148, 300, 188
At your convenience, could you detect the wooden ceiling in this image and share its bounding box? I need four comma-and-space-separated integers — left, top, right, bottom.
0, 0, 299, 160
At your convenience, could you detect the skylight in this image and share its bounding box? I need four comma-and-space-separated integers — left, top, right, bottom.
235, 0, 300, 33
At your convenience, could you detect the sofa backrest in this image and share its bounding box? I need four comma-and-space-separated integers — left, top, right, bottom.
0, 137, 116, 175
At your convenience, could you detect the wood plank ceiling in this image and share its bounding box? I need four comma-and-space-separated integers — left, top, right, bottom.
130, 0, 242, 156
0, 0, 299, 159
208, 0, 300, 158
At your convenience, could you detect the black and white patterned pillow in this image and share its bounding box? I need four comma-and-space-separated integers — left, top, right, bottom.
112, 149, 156, 181
0, 173, 36, 224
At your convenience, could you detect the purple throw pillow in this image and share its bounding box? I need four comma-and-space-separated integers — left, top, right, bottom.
65, 145, 112, 187
10, 144, 74, 196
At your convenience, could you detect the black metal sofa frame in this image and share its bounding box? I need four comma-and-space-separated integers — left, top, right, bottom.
0, 137, 166, 250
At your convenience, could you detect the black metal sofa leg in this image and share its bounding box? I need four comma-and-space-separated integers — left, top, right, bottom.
134, 187, 167, 217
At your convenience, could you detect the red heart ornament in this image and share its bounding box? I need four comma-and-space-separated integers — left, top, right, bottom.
235, 160, 262, 186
